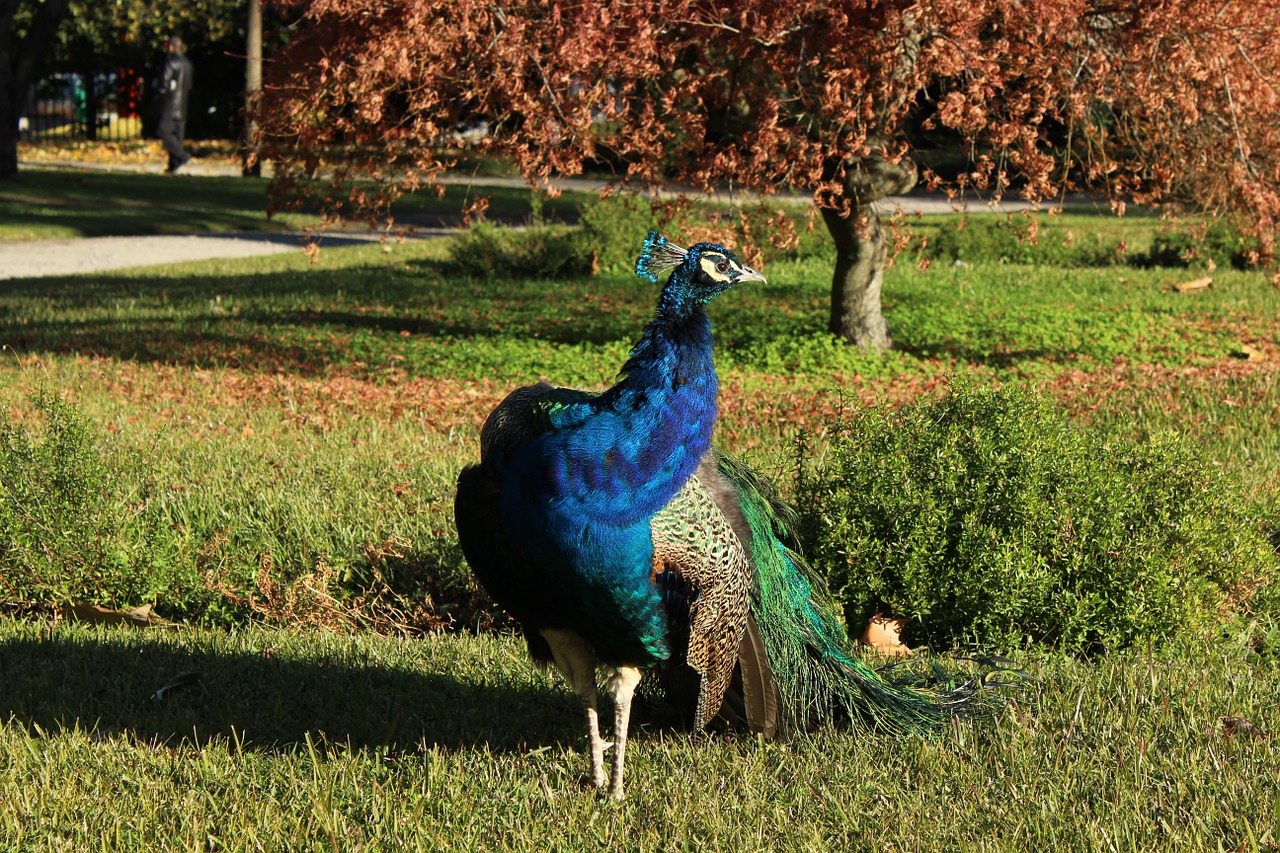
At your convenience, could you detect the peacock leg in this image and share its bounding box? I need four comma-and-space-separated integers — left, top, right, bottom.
540, 629, 606, 788
605, 665, 643, 800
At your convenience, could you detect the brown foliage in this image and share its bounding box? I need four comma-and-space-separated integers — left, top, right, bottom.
256, 1, 1279, 350
257, 0, 1279, 249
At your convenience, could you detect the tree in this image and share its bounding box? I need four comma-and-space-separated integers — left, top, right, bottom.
1, 0, 72, 179
256, 1, 1280, 349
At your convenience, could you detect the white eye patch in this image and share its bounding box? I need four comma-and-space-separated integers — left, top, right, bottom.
699, 254, 732, 280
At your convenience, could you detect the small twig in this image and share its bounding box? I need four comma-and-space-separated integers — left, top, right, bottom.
1219, 60, 1254, 177
1071, 50, 1092, 86
1235, 43, 1271, 85
674, 16, 801, 48
527, 50, 573, 139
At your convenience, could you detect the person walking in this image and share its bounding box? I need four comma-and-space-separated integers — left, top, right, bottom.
155, 36, 193, 173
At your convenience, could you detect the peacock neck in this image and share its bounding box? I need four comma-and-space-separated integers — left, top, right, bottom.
617, 302, 717, 401
597, 302, 719, 521
655, 274, 704, 320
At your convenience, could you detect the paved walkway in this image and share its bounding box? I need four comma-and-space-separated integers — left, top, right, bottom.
0, 230, 448, 281
3, 158, 1078, 279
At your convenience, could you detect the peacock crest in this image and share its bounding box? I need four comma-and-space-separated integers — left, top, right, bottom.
635, 230, 689, 283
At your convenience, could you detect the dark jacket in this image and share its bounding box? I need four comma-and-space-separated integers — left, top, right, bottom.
158, 52, 193, 122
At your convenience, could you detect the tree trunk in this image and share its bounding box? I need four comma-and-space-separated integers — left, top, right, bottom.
823, 202, 893, 349
820, 149, 919, 349
0, 0, 73, 180
241, 0, 262, 177
0, 63, 16, 181
83, 69, 97, 142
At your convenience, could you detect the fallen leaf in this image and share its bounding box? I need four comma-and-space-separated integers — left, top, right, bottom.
55, 602, 173, 628
859, 614, 914, 657
1220, 715, 1268, 740
1171, 277, 1212, 293
151, 671, 204, 702
1230, 344, 1265, 361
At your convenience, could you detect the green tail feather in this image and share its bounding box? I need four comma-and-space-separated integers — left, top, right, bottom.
718, 453, 1003, 736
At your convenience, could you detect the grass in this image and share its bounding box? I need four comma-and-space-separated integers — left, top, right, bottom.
2, 162, 1279, 848
0, 168, 311, 238
0, 167, 595, 241
3, 235, 1276, 474
2, 619, 1277, 850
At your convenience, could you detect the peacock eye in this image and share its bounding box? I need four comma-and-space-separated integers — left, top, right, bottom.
715, 260, 730, 274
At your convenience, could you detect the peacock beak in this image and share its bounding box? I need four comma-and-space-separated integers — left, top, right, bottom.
736, 267, 767, 284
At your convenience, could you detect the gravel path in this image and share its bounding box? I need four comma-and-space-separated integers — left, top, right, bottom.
0, 231, 438, 281
1, 233, 304, 280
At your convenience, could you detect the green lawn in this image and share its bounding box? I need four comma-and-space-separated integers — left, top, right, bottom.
2, 620, 1277, 850
0, 168, 594, 240
2, 169, 1279, 848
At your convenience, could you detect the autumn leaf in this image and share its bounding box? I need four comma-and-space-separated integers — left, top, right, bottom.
1171, 277, 1213, 293
1219, 715, 1268, 740
1230, 344, 1266, 361
859, 613, 914, 658
55, 602, 173, 628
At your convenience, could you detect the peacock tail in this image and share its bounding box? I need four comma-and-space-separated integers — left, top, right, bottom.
714, 452, 980, 738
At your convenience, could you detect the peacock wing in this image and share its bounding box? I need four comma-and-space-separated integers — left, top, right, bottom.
649, 468, 753, 731
480, 381, 601, 461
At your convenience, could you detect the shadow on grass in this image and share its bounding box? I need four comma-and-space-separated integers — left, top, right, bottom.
0, 629, 579, 756
0, 260, 647, 375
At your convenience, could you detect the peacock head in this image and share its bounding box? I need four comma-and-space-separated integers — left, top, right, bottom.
635, 230, 765, 313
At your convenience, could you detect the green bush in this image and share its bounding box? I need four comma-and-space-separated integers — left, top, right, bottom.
925, 215, 1264, 271
0, 390, 187, 610
1141, 219, 1264, 270
448, 195, 669, 279
451, 194, 837, 280
794, 384, 1277, 653
579, 194, 665, 273
0, 390, 478, 629
928, 217, 1123, 267
447, 222, 594, 279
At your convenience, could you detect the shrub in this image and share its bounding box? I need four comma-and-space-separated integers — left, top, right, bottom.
0, 390, 482, 630
794, 383, 1277, 653
0, 390, 187, 610
925, 214, 1266, 271
579, 194, 665, 273
448, 196, 667, 279
1141, 219, 1264, 270
450, 194, 837, 280
928, 217, 1123, 267
447, 222, 595, 279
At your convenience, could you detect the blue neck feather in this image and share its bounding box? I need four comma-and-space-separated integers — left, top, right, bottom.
600, 297, 718, 520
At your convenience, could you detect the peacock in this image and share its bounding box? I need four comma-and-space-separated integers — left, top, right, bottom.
454, 231, 994, 799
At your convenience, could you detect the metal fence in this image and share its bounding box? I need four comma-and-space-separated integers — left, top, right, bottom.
21, 50, 247, 143
19, 70, 146, 143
